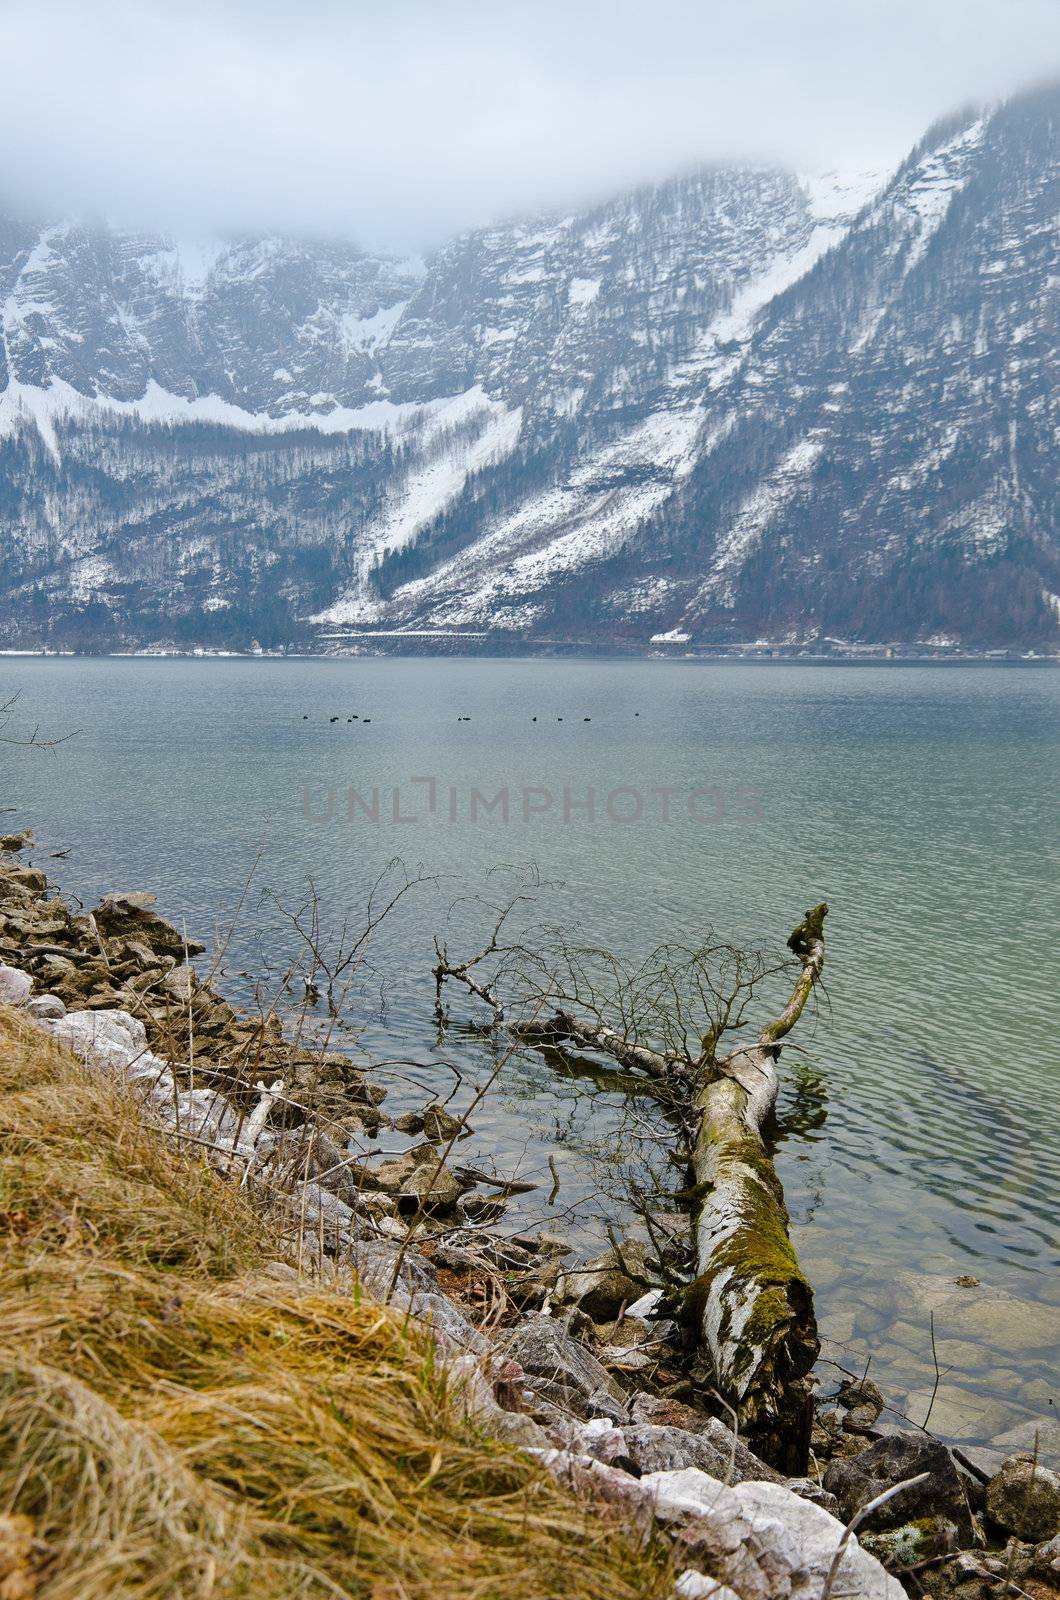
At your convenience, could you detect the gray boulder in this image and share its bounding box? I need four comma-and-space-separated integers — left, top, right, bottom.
94, 892, 206, 959
824, 1433, 974, 1544
554, 1239, 650, 1320
552, 1419, 782, 1484
25, 992, 65, 1020
985, 1452, 1060, 1541
0, 963, 32, 1006
498, 1314, 630, 1422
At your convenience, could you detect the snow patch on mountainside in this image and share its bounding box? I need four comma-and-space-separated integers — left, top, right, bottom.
900, 118, 986, 273
360, 393, 523, 564
695, 432, 827, 609
340, 301, 408, 353
331, 208, 865, 631
799, 167, 891, 224
0, 376, 486, 459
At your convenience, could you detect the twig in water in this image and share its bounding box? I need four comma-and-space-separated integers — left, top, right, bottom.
922, 1310, 953, 1431
547, 1154, 561, 1206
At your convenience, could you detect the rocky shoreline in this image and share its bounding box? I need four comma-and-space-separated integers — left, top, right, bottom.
0, 832, 1056, 1599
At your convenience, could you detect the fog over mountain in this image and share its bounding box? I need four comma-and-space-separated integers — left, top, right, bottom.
1, 0, 1056, 248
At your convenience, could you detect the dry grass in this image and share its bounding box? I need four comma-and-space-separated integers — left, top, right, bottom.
0, 1007, 672, 1600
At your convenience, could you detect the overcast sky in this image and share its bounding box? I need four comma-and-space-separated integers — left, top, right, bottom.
1, 0, 1056, 252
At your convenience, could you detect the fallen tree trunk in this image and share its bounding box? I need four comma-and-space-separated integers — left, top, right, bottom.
687, 903, 827, 1472
433, 895, 828, 1469
510, 1009, 673, 1079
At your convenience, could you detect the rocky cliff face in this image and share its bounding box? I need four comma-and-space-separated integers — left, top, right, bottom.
0, 83, 1055, 650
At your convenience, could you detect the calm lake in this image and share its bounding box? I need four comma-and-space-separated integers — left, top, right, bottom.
4, 656, 1058, 1452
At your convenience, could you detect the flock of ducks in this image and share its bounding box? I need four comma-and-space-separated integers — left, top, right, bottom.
305, 712, 643, 724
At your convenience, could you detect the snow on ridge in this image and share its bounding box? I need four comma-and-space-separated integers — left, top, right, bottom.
799, 167, 892, 225
321, 207, 862, 631
0, 376, 489, 458
361, 395, 523, 563
705, 225, 844, 348
170, 237, 230, 292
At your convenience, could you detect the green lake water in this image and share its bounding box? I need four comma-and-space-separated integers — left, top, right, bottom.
3, 656, 1057, 1452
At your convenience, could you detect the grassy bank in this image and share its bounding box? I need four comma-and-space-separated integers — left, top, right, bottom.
0, 1007, 672, 1600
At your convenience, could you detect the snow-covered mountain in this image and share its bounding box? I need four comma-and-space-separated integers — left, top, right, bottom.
0, 83, 1055, 650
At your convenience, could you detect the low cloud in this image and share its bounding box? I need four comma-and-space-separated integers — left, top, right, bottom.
1, 0, 1056, 251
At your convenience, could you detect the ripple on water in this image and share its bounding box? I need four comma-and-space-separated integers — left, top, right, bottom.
4, 655, 1058, 1442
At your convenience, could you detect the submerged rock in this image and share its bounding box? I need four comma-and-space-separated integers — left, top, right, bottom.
990, 1417, 1060, 1466
892, 1271, 1060, 1355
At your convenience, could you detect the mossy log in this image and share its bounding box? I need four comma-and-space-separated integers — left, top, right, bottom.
687, 903, 827, 1472
433, 895, 828, 1469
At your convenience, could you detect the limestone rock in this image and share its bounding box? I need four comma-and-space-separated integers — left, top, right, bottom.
369, 1144, 465, 1212
25, 993, 65, 1020
48, 1007, 149, 1069
0, 963, 32, 1006
551, 1419, 782, 1484
511, 1231, 573, 1257
630, 1393, 716, 1433
554, 1239, 650, 1320
784, 1478, 841, 1517
674, 1574, 742, 1600
392, 1111, 425, 1134
162, 965, 196, 1001
839, 1377, 885, 1433
640, 1466, 906, 1600
421, 1102, 466, 1143
94, 892, 206, 960
459, 1193, 507, 1223
498, 1315, 630, 1422
824, 1433, 975, 1544
2, 865, 46, 894
447, 1353, 549, 1448
985, 1452, 1060, 1541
